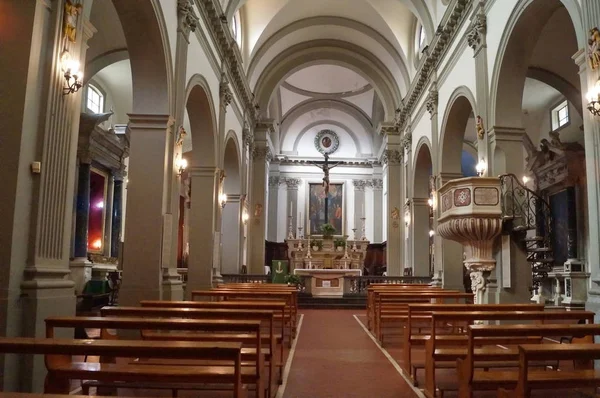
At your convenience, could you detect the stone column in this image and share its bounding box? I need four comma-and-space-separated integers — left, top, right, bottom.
70, 154, 93, 294
110, 170, 125, 258
221, 194, 241, 274
380, 123, 404, 275
162, 0, 199, 300
187, 166, 220, 296
412, 198, 431, 276
248, 121, 273, 274
403, 132, 413, 271
267, 175, 280, 241
286, 178, 301, 238
353, 180, 367, 235
489, 126, 531, 303
371, 178, 384, 242
120, 115, 174, 306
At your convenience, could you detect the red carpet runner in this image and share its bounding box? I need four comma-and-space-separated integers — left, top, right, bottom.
281, 309, 419, 398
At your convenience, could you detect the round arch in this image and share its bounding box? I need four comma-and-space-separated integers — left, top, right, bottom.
112, 0, 172, 114
438, 87, 477, 175
489, 0, 584, 127
254, 40, 400, 119
291, 119, 365, 156
223, 130, 242, 191
412, 136, 433, 198
185, 75, 218, 168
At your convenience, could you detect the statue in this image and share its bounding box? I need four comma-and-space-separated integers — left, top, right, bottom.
176, 126, 187, 147
476, 115, 485, 140
588, 27, 600, 70
63, 0, 83, 43
308, 153, 342, 195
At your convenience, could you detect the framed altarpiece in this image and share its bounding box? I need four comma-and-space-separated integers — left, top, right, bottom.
307, 182, 345, 236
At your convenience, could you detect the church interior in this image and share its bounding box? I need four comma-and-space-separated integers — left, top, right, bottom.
3, 0, 600, 396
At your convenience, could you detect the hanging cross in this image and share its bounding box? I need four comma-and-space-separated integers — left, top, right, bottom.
308, 153, 342, 195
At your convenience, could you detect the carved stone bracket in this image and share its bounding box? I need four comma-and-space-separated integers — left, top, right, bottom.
243, 125, 254, 151
467, 2, 487, 52
285, 178, 301, 190
177, 0, 199, 43
220, 72, 233, 108
426, 89, 438, 115
382, 149, 403, 165
401, 133, 412, 154
353, 180, 368, 191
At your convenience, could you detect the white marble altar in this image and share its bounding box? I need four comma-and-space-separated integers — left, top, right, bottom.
294, 268, 362, 296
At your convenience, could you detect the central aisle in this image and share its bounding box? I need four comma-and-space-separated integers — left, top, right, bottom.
281, 309, 419, 398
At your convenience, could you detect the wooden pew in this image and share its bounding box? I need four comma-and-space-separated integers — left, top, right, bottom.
498, 343, 600, 398
375, 292, 474, 344
425, 311, 595, 398
45, 316, 266, 397
456, 322, 600, 398
100, 306, 276, 396
139, 299, 286, 385
192, 289, 297, 340
0, 337, 247, 398
401, 304, 544, 382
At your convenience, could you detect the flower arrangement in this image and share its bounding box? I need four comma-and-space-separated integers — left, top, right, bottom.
320, 223, 336, 238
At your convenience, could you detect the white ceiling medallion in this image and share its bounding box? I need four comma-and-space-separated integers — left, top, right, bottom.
314, 129, 340, 155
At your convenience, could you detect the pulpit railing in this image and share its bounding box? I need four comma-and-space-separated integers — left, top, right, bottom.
499, 173, 554, 290
221, 274, 271, 284
343, 275, 432, 296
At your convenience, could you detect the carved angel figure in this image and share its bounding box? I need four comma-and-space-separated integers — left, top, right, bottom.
476, 115, 485, 140
176, 126, 187, 147
64, 0, 83, 43
588, 28, 600, 70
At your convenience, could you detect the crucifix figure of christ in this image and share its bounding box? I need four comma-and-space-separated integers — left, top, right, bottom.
308, 153, 343, 233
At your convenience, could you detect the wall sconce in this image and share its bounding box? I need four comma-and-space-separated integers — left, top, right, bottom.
242, 209, 249, 224
475, 158, 487, 177
587, 79, 600, 116
219, 193, 228, 209
176, 156, 188, 177
522, 175, 530, 185
429, 229, 435, 237
427, 197, 434, 208
404, 210, 411, 226
61, 51, 83, 95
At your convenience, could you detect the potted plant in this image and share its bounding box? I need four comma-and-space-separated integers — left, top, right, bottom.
320, 223, 336, 239
334, 238, 346, 252
284, 274, 301, 287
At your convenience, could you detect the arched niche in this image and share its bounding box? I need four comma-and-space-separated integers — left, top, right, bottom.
185, 75, 218, 168
221, 134, 243, 274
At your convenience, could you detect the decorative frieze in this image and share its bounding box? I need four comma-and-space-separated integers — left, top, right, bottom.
353, 179, 368, 191
177, 0, 199, 43
382, 149, 403, 165
219, 72, 233, 108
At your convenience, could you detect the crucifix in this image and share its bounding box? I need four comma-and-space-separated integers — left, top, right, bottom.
308, 153, 343, 233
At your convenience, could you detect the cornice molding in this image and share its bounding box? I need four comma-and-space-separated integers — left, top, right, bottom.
395, 0, 470, 130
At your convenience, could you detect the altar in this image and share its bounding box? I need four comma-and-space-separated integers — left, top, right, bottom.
294, 268, 361, 296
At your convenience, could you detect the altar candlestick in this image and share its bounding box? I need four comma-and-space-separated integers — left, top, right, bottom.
290, 201, 293, 216
362, 203, 365, 217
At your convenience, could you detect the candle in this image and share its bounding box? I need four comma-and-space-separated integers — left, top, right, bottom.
362, 203, 365, 217
299, 211, 302, 226
290, 201, 293, 216
308, 219, 311, 233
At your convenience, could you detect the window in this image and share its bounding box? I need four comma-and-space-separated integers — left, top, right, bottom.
86, 85, 104, 114
232, 10, 242, 47
419, 25, 426, 48
551, 100, 569, 131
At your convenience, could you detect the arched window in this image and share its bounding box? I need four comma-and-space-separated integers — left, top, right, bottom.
86, 84, 104, 114
418, 25, 426, 48
232, 10, 242, 47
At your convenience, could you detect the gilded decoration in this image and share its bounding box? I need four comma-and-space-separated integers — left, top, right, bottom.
454, 188, 471, 207
473, 187, 499, 206
63, 0, 83, 43
476, 115, 485, 140
175, 126, 187, 147
588, 27, 600, 70
391, 207, 400, 228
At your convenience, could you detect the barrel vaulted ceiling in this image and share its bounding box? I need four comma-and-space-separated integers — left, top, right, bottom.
223, 0, 444, 159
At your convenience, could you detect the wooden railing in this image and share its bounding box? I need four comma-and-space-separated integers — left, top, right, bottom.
343, 276, 432, 296
221, 274, 271, 284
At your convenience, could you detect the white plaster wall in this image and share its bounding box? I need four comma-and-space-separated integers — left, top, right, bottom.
157, 0, 178, 77
186, 38, 221, 125
486, 0, 519, 90
277, 185, 287, 241
411, 111, 433, 155
224, 110, 244, 157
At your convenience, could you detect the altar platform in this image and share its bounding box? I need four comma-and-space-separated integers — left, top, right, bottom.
294, 268, 361, 297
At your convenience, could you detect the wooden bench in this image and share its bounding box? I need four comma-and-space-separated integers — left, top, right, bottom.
443, 312, 596, 398
401, 304, 544, 382
0, 337, 247, 398
45, 316, 267, 397
192, 289, 297, 339
498, 343, 600, 398
375, 292, 474, 344
100, 306, 277, 396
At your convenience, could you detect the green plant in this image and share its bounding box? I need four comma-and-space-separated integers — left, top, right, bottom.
320, 223, 336, 238
313, 240, 323, 249
334, 238, 346, 248
284, 274, 301, 286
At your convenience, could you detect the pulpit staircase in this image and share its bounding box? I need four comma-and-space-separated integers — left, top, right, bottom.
499, 174, 554, 292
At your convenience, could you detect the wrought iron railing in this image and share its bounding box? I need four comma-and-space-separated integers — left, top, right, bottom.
499, 174, 554, 289
343, 276, 433, 296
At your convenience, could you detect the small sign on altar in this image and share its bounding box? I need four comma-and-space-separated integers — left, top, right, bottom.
322, 280, 331, 288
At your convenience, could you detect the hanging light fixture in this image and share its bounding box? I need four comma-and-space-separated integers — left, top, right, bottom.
61, 51, 83, 95
587, 79, 600, 116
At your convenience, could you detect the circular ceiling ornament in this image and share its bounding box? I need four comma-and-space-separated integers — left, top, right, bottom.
314, 129, 340, 155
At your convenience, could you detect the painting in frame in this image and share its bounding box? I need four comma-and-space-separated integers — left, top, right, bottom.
308, 182, 344, 236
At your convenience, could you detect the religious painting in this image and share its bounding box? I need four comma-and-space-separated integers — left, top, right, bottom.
550, 188, 576, 267
308, 183, 344, 235
88, 168, 107, 253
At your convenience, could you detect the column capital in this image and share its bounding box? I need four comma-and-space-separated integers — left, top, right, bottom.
113, 168, 127, 181
220, 72, 233, 109
189, 166, 220, 178
370, 178, 384, 190
127, 114, 175, 131
252, 146, 273, 162
401, 132, 412, 154
285, 177, 301, 190
353, 179, 369, 191
255, 119, 276, 137
268, 176, 281, 187
467, 1, 486, 52
382, 149, 403, 165
177, 0, 199, 43
488, 126, 526, 143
